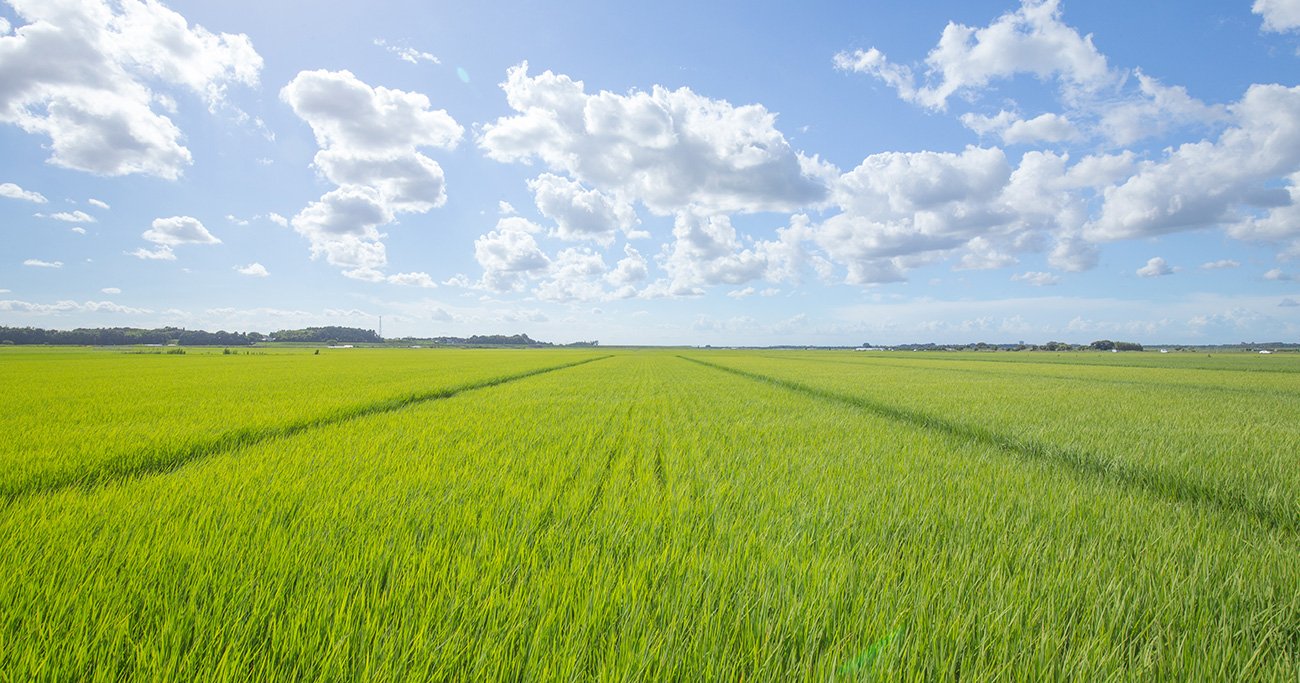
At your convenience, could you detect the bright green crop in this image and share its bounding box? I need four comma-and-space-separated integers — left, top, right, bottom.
0, 348, 1295, 679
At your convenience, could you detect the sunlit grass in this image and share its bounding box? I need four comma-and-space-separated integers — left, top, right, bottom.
0, 348, 1295, 679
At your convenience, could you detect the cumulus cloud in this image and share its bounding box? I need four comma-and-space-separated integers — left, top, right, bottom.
605, 244, 650, 296
129, 245, 176, 260
143, 215, 220, 246
474, 216, 550, 291
1012, 270, 1059, 286
1201, 259, 1240, 270
0, 0, 262, 178
23, 258, 62, 268
1254, 0, 1300, 32
1227, 172, 1300, 255
479, 62, 830, 216
1086, 84, 1300, 241
281, 69, 462, 281
235, 262, 268, 277
528, 173, 641, 245
802, 145, 1041, 283
834, 0, 1112, 110
660, 212, 767, 294
1095, 71, 1228, 147
386, 271, 437, 288
1136, 256, 1175, 277
39, 210, 95, 223
0, 298, 151, 314
1264, 268, 1295, 281
374, 39, 439, 65
265, 212, 288, 227
839, 1, 1223, 149
88, 198, 110, 210
536, 247, 608, 301
0, 182, 46, 203
961, 110, 1079, 145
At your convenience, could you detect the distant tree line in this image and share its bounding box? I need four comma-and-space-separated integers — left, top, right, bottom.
269, 326, 380, 343
0, 325, 588, 347
872, 340, 1146, 352
0, 325, 381, 346
395, 333, 596, 347
0, 326, 264, 346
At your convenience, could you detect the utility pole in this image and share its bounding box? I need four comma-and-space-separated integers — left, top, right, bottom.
378, 315, 383, 340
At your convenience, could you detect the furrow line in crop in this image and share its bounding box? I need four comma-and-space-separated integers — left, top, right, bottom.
679, 355, 1299, 537
0, 355, 612, 507
751, 353, 1300, 400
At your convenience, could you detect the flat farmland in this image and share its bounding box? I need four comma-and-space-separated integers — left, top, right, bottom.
1, 348, 1296, 679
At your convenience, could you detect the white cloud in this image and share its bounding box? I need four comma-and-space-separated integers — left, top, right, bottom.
235, 262, 269, 277
88, 198, 110, 210
1096, 71, 1228, 147
128, 245, 175, 260
835, 0, 1112, 111
1086, 84, 1300, 241
1136, 256, 1175, 277
266, 212, 289, 227
288, 186, 391, 275
498, 200, 517, 215
661, 212, 767, 294
40, 210, 95, 223
1264, 268, 1295, 281
225, 214, 249, 226
1280, 297, 1300, 307
374, 39, 440, 65
536, 247, 608, 301
1200, 259, 1240, 270
727, 286, 756, 298
1227, 171, 1300, 255
0, 0, 261, 178
70, 226, 86, 234
474, 216, 550, 291
22, 258, 62, 268
1254, 0, 1300, 32
961, 111, 1078, 145
1011, 270, 1059, 286
528, 173, 640, 245
808, 145, 1026, 283
386, 271, 437, 288
281, 69, 462, 279
0, 182, 46, 203
101, 287, 121, 294
840, 2, 1223, 149
479, 62, 830, 216
0, 299, 151, 314
606, 244, 650, 293
142, 215, 220, 246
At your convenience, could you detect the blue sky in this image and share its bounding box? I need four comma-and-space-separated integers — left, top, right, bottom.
3, 0, 1300, 345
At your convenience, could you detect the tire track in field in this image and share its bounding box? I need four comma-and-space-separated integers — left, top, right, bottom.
680, 355, 1300, 537
751, 353, 1300, 401
1, 355, 612, 508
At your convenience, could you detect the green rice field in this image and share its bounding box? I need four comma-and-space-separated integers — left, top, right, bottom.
1, 347, 1297, 679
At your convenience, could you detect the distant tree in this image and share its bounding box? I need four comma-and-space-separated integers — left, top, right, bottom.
1114, 341, 1144, 352
272, 326, 380, 343
1091, 339, 1116, 351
